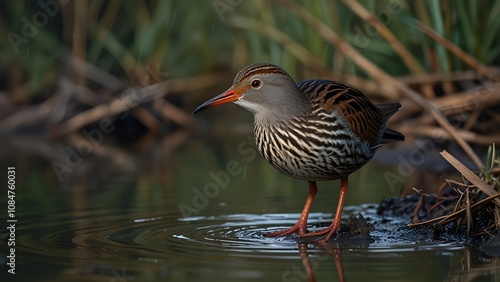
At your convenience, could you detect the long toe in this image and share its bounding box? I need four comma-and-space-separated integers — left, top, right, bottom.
266, 222, 307, 237
297, 220, 340, 243
299, 227, 331, 238
317, 226, 339, 243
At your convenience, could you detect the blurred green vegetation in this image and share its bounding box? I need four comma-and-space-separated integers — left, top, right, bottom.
0, 0, 499, 102
234, 0, 500, 77
0, 1, 233, 99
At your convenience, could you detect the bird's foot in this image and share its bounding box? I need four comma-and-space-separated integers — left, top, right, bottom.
300, 221, 340, 243
266, 222, 307, 237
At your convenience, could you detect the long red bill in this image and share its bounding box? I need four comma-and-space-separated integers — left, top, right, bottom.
192, 89, 238, 115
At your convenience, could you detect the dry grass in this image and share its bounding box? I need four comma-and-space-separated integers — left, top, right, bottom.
409, 147, 500, 238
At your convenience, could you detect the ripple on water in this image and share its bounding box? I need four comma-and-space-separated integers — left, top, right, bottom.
14, 205, 464, 264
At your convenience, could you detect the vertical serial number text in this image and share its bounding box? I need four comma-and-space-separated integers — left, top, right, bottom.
7, 166, 16, 275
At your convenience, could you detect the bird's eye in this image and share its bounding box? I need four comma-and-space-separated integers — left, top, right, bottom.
251, 79, 262, 89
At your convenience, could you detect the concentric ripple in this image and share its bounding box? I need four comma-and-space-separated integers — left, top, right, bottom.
12, 204, 464, 264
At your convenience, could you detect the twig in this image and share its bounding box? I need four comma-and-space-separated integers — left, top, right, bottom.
58, 72, 221, 134
415, 21, 498, 80
408, 192, 500, 227
341, 0, 426, 75
72, 0, 88, 86
465, 189, 472, 236
429, 199, 446, 212
154, 99, 195, 130
229, 17, 334, 78
67, 51, 124, 91
397, 70, 484, 85
279, 0, 484, 169
0, 96, 57, 131
58, 83, 167, 135
445, 179, 474, 188
412, 192, 425, 224
440, 150, 500, 206
230, 15, 383, 97
397, 125, 500, 145
391, 83, 500, 123
278, 0, 397, 92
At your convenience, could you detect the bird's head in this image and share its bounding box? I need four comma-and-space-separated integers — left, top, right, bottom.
192, 63, 308, 118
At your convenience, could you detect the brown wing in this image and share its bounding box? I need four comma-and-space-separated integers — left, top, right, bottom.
297, 80, 385, 146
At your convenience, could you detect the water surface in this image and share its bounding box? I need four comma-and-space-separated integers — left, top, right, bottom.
0, 130, 498, 281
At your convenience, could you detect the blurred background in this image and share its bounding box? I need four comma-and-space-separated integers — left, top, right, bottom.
1, 0, 499, 192
1, 1, 500, 281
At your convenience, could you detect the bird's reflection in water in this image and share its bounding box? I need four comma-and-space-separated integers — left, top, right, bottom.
296, 243, 345, 282
329, 247, 345, 282
297, 243, 316, 282
291, 214, 373, 281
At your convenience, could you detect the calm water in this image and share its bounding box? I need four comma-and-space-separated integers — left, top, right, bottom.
0, 126, 498, 281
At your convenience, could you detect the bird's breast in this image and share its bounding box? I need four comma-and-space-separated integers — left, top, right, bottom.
253, 115, 374, 181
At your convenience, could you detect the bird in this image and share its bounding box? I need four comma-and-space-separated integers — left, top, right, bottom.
192, 63, 404, 243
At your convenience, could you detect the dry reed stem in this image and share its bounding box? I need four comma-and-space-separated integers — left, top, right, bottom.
440, 150, 500, 206
57, 85, 165, 135
0, 95, 57, 131
398, 126, 500, 145
279, 0, 484, 169
69, 53, 124, 91
398, 70, 482, 85
412, 191, 425, 223
57, 72, 222, 134
409, 150, 500, 234
229, 16, 332, 76
408, 192, 500, 228
465, 189, 472, 236
416, 21, 498, 80
230, 16, 381, 95
72, 0, 88, 86
341, 0, 426, 75
393, 83, 500, 122
57, 56, 227, 134
278, 0, 399, 95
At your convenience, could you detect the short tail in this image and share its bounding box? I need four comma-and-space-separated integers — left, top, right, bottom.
377, 103, 401, 120
376, 103, 405, 144
381, 127, 405, 144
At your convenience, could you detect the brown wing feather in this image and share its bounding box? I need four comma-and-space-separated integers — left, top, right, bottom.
298, 80, 385, 146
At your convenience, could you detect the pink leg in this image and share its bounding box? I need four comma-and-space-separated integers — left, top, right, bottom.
266, 181, 318, 237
